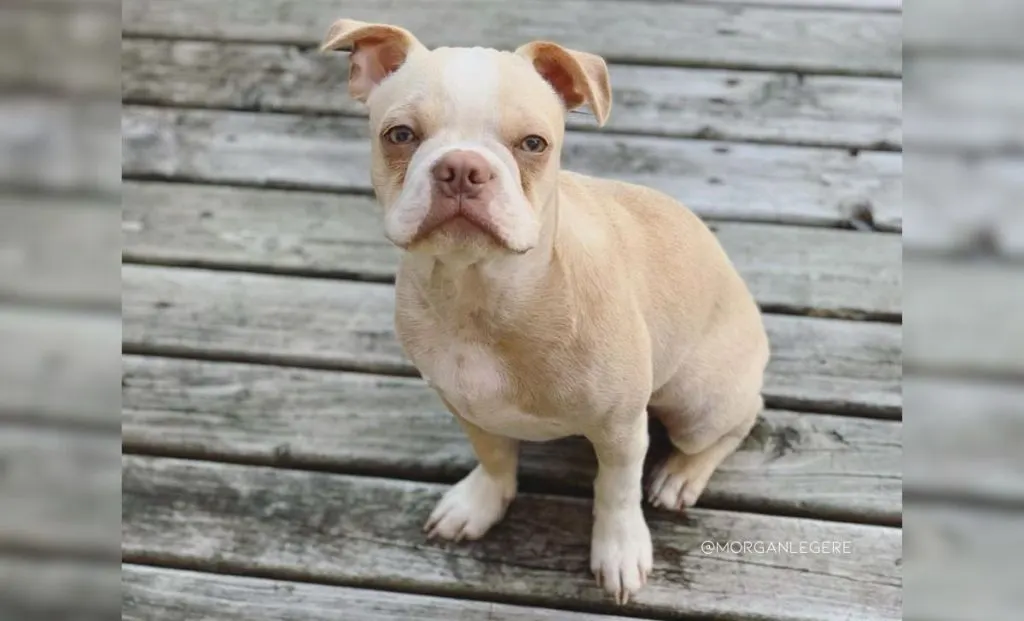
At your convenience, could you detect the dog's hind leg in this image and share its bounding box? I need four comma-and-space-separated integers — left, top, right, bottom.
646, 401, 760, 510
645, 349, 765, 511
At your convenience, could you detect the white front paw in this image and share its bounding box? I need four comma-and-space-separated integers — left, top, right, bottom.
591, 506, 654, 605
424, 466, 516, 542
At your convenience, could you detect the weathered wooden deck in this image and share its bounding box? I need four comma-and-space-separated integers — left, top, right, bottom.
11, 0, 1024, 619
114, 1, 905, 619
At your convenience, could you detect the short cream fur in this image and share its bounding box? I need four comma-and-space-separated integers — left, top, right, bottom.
323, 19, 770, 606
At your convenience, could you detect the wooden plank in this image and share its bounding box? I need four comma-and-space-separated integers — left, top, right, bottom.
121, 264, 903, 417
0, 556, 120, 621
0, 193, 120, 309
121, 0, 902, 76
905, 503, 1024, 621
121, 182, 901, 320
0, 97, 118, 194
905, 58, 1024, 153
0, 307, 120, 428
122, 355, 902, 523
904, 0, 1024, 55
904, 154, 1024, 258
0, 4, 120, 97
905, 259, 1024, 378
120, 38, 902, 150
121, 106, 903, 231
124, 564, 646, 621
0, 426, 121, 555
905, 376, 1024, 505
122, 456, 903, 620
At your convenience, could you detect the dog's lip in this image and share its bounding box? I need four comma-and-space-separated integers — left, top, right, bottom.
406, 208, 534, 254
442, 214, 481, 230
418, 210, 493, 241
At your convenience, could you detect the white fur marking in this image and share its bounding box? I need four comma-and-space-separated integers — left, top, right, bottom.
441, 48, 500, 133
591, 505, 654, 603
422, 340, 572, 441
381, 48, 541, 252
424, 465, 515, 540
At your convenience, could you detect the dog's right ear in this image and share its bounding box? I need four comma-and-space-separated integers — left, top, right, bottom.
320, 19, 426, 103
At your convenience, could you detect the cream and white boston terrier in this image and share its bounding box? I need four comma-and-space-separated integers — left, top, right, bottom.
322, 19, 769, 604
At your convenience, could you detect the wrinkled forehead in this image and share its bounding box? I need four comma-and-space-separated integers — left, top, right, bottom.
367, 46, 565, 136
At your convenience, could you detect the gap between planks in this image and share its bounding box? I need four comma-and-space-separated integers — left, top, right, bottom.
121, 353, 903, 525
118, 173, 888, 234
120, 181, 902, 323
120, 0, 903, 77
120, 253, 902, 323
120, 105, 902, 232
120, 263, 903, 419
122, 563, 668, 621
119, 37, 902, 152
120, 342, 900, 422
121, 455, 903, 621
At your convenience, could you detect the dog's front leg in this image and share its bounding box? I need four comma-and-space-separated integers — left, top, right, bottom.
425, 407, 519, 541
588, 413, 653, 604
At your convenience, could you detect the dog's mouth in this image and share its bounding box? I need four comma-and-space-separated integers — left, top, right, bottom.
409, 196, 526, 253
438, 214, 488, 236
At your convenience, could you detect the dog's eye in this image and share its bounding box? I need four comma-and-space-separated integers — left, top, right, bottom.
384, 125, 418, 145
519, 135, 548, 153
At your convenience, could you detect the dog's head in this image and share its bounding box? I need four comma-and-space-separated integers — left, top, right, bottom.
322, 19, 611, 258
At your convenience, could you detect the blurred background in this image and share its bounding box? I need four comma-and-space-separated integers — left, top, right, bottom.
0, 0, 1021, 618
904, 0, 1024, 619
0, 0, 121, 619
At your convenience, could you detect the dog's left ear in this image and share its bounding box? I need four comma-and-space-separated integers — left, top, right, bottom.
320, 19, 426, 103
515, 41, 612, 126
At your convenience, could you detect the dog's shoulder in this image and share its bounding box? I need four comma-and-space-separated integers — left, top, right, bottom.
557, 170, 714, 251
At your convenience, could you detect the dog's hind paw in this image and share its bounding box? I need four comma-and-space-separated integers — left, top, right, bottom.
424, 465, 515, 541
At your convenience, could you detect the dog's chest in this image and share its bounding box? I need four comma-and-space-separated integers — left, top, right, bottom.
416, 341, 574, 442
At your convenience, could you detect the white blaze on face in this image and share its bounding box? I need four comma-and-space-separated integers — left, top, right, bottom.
382, 48, 541, 252
442, 47, 500, 134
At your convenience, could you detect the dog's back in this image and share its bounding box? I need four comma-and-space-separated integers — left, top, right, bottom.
557, 169, 767, 389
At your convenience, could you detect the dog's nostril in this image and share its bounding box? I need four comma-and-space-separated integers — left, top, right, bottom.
467, 167, 488, 185
439, 166, 456, 183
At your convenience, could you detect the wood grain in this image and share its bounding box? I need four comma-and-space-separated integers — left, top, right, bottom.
122, 355, 902, 523
0, 193, 120, 309
905, 259, 1024, 378
124, 564, 649, 621
121, 106, 903, 231
121, 181, 901, 320
121, 0, 902, 76
0, 426, 120, 555
905, 376, 1024, 505
0, 307, 120, 428
120, 38, 902, 150
122, 456, 903, 620
121, 264, 902, 417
